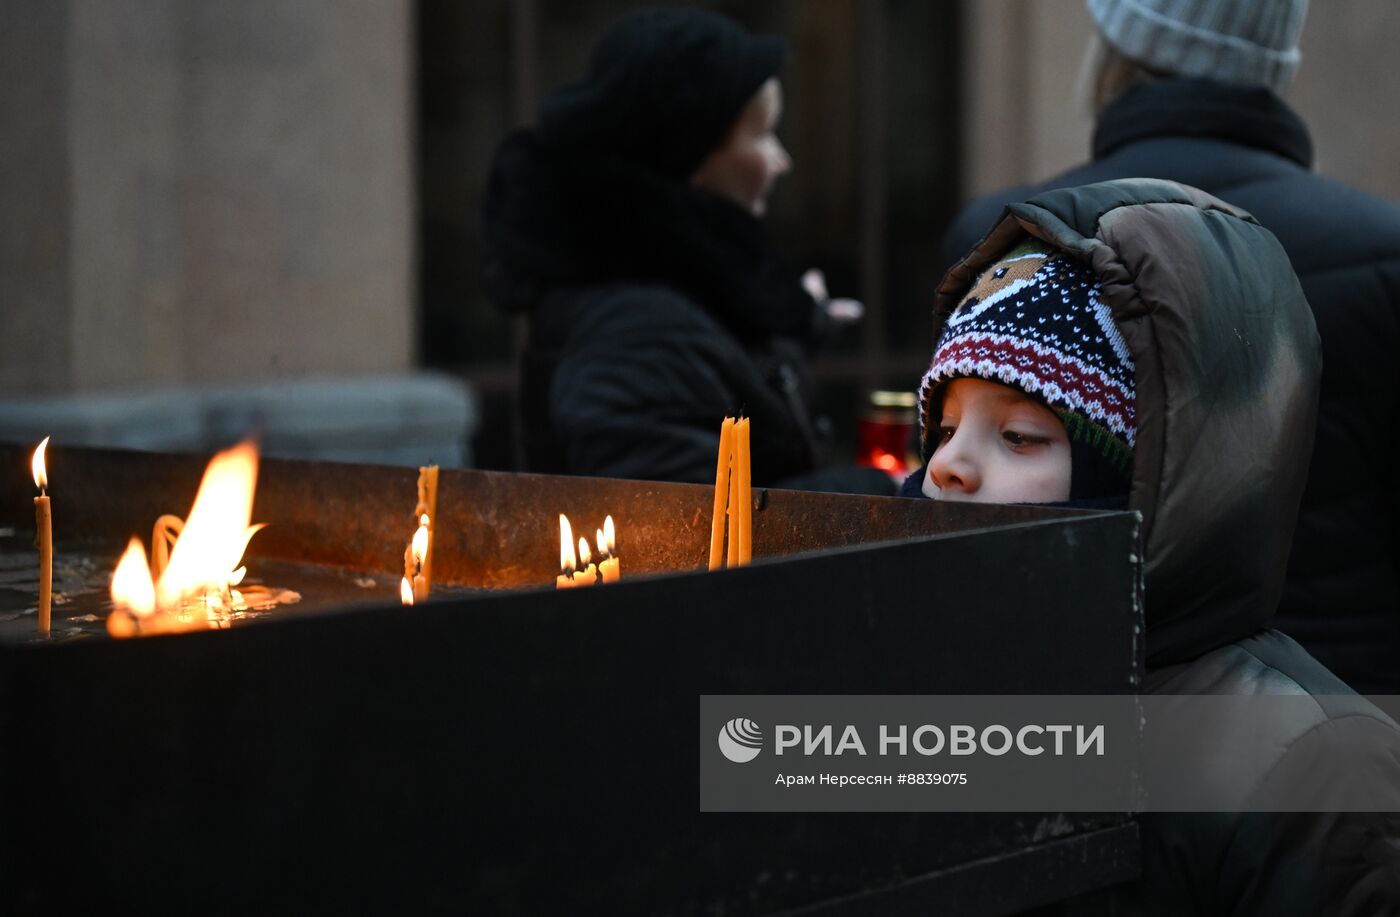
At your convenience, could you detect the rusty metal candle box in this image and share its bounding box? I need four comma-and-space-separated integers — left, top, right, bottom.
0, 444, 1142, 915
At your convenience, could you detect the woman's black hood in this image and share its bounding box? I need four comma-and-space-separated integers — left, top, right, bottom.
932, 179, 1321, 669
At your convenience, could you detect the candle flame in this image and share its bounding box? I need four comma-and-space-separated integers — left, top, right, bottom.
559, 514, 577, 575
31, 436, 49, 490
602, 514, 616, 556
106, 442, 269, 636
400, 577, 414, 605
111, 537, 156, 618
578, 536, 592, 567
156, 441, 262, 609
411, 516, 430, 567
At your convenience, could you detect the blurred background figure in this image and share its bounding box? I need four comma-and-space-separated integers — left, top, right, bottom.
4, 1, 1400, 515
941, 0, 1400, 696
481, 7, 890, 491
426, 1, 961, 478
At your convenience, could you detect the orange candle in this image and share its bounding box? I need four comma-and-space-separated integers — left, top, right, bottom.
31, 437, 52, 637
709, 418, 735, 570
726, 424, 741, 569
415, 465, 439, 591
736, 418, 752, 565
411, 514, 430, 602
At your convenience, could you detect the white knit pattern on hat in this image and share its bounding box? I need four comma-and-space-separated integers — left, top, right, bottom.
1086, 0, 1308, 94
918, 245, 1137, 458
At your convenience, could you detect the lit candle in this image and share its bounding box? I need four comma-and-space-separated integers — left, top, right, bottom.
557, 514, 577, 588
400, 577, 415, 606
401, 466, 438, 605
736, 418, 752, 565
31, 437, 52, 637
709, 417, 735, 570
577, 537, 598, 585
597, 515, 620, 584
556, 514, 595, 588
415, 465, 439, 592
411, 514, 430, 602
108, 536, 157, 636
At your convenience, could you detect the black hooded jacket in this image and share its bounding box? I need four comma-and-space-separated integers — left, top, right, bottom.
942, 79, 1400, 694
480, 9, 890, 494
483, 134, 835, 486
935, 179, 1400, 916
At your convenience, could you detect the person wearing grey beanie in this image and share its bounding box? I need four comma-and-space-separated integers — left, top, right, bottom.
940, 0, 1400, 707
1087, 0, 1307, 96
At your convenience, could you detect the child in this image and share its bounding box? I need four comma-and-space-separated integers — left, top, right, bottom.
904, 238, 1133, 509
907, 178, 1400, 915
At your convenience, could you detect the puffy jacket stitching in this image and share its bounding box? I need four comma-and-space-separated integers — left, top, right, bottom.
1090, 197, 1256, 233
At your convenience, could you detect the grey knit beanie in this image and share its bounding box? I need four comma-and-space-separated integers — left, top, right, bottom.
1087, 0, 1309, 94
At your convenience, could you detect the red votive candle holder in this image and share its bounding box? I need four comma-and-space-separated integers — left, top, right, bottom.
856, 390, 920, 475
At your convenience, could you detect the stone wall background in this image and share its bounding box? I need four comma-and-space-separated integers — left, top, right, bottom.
0, 0, 413, 397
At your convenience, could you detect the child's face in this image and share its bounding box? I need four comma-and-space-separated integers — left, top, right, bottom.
922, 378, 1072, 503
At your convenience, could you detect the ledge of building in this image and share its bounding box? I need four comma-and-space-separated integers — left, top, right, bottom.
0, 373, 479, 468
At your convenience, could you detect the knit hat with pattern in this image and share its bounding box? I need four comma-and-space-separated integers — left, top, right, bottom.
1087, 0, 1309, 95
919, 240, 1136, 500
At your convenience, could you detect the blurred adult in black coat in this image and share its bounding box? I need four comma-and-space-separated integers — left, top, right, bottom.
941, 0, 1400, 694
483, 8, 890, 495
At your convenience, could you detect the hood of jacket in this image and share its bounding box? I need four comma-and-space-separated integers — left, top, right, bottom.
931, 179, 1321, 668
480, 130, 819, 346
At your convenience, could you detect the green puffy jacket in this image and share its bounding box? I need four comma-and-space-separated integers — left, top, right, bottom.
935, 178, 1400, 916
